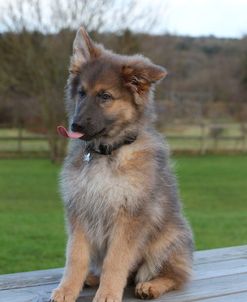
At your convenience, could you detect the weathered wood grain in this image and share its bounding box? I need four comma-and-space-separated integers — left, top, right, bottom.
1, 272, 247, 302
0, 268, 63, 290
195, 245, 247, 264
194, 258, 247, 280
0, 245, 247, 302
195, 292, 247, 302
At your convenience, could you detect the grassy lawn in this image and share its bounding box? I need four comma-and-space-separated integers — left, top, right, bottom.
176, 156, 247, 249
0, 156, 246, 274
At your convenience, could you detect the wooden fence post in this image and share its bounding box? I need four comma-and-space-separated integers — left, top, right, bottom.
17, 126, 23, 153
242, 123, 247, 153
200, 122, 206, 155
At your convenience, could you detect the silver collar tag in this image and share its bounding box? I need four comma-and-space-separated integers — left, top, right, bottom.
83, 152, 91, 163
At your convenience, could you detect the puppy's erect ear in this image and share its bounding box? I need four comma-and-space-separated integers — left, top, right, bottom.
70, 27, 101, 74
122, 60, 167, 95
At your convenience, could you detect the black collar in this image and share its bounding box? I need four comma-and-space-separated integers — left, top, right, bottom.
85, 134, 137, 155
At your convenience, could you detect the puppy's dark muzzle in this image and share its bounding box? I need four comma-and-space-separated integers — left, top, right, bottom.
71, 122, 106, 141
71, 122, 84, 133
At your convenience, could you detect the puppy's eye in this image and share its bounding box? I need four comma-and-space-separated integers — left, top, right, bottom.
78, 89, 86, 98
98, 92, 112, 102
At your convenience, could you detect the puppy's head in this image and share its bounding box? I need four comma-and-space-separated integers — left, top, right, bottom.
66, 27, 167, 141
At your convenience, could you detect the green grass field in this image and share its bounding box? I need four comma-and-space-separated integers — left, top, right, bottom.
0, 156, 246, 274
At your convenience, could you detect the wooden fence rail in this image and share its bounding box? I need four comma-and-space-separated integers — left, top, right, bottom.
0, 123, 246, 157
0, 135, 246, 158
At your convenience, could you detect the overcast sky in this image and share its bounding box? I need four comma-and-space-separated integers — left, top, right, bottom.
166, 0, 247, 38
0, 0, 246, 38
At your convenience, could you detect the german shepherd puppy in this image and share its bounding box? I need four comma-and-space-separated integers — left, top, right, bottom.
51, 28, 193, 302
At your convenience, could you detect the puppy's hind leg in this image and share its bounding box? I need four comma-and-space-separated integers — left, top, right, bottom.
135, 250, 192, 300
85, 273, 100, 288
135, 276, 176, 299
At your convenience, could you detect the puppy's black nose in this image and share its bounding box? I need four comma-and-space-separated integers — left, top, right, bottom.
71, 123, 83, 133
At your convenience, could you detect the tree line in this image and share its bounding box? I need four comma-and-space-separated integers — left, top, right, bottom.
0, 0, 246, 160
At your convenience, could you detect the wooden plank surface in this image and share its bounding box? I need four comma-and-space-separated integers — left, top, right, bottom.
194, 245, 247, 264
0, 245, 246, 302
195, 292, 247, 302
0, 268, 63, 290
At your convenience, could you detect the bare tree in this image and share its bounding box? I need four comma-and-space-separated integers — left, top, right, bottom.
0, 0, 166, 161
0, 0, 166, 33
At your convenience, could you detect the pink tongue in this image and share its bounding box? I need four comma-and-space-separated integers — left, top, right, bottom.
57, 126, 84, 139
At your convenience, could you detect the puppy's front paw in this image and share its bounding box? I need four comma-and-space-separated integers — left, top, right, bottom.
50, 286, 77, 302
93, 288, 122, 302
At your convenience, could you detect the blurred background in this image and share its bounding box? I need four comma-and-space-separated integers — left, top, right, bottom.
0, 0, 246, 274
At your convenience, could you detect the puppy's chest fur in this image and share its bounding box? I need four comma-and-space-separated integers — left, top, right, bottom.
61, 151, 145, 249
